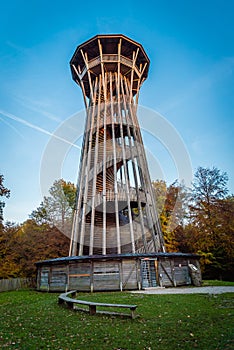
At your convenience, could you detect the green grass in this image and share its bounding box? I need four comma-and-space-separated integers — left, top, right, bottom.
0, 289, 233, 350
202, 280, 234, 286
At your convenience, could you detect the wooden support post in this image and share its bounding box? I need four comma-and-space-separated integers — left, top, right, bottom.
67, 301, 74, 309
130, 307, 136, 319
89, 305, 97, 315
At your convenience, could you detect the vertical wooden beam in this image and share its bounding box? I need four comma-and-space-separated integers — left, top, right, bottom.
124, 84, 165, 252
78, 78, 99, 256
117, 38, 122, 91
117, 73, 135, 253
123, 87, 161, 251
90, 261, 94, 292
121, 76, 148, 252
70, 101, 93, 256
155, 259, 159, 286
102, 72, 108, 255
119, 261, 123, 291
171, 259, 177, 287
89, 75, 102, 255
135, 62, 147, 106
71, 64, 88, 109
129, 48, 139, 103
98, 39, 108, 255
110, 73, 121, 253
80, 49, 94, 100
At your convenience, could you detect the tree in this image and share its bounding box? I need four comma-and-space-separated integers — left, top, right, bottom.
0, 175, 10, 223
152, 180, 189, 252
187, 166, 233, 279
0, 222, 22, 278
0, 179, 76, 279
190, 166, 229, 234
0, 220, 70, 279
152, 180, 167, 215
201, 196, 234, 280
30, 179, 76, 237
191, 166, 228, 209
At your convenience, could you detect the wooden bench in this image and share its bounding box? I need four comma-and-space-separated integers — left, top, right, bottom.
58, 291, 137, 319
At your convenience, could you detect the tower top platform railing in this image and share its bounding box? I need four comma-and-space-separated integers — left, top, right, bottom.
70, 34, 150, 98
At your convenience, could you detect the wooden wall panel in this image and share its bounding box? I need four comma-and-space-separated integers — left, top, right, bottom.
69, 262, 91, 291
93, 261, 120, 291
122, 259, 138, 290
38, 267, 49, 291
49, 266, 67, 291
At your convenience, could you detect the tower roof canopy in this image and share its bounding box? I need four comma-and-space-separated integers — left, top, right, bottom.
70, 34, 150, 98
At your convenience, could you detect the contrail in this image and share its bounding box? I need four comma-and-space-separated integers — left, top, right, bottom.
15, 95, 62, 123
0, 110, 81, 150
0, 116, 24, 139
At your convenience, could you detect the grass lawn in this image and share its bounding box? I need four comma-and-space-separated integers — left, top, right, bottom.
0, 289, 233, 350
202, 280, 234, 286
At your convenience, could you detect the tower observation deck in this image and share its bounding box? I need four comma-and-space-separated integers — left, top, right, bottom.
69, 34, 166, 256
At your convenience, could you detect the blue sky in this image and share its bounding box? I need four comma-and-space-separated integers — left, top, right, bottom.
1, 0, 234, 223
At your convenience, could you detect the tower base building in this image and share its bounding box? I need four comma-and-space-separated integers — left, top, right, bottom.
36, 253, 201, 292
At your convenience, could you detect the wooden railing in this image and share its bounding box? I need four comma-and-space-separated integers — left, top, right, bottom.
80, 54, 141, 80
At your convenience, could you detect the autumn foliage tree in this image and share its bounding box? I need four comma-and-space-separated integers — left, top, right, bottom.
0, 179, 74, 279
0, 220, 70, 279
153, 168, 234, 280
152, 180, 189, 252
0, 171, 233, 281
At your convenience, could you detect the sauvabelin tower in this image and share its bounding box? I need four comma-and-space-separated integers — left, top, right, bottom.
69, 34, 166, 257
36, 35, 202, 292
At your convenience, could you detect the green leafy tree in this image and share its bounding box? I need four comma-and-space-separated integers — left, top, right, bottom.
186, 166, 233, 279
190, 166, 228, 229
192, 166, 228, 205
30, 179, 76, 237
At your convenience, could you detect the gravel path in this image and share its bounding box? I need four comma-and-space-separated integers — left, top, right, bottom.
131, 286, 234, 295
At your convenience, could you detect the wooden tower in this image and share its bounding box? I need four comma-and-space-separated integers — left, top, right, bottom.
36, 36, 202, 292
69, 34, 166, 256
